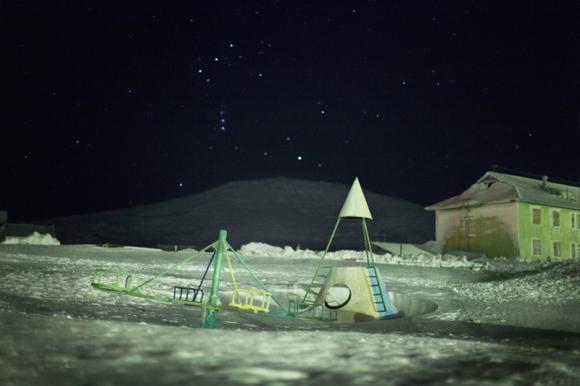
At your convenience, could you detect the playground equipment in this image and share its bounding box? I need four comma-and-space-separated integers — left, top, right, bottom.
91, 178, 400, 327
297, 178, 400, 321
91, 230, 283, 328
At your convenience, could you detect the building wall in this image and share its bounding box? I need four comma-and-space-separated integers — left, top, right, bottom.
518, 202, 580, 259
437, 202, 519, 257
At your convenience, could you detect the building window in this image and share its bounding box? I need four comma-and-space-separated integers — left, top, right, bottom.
532, 239, 542, 256
552, 241, 561, 258
572, 213, 580, 230
532, 208, 541, 225
572, 243, 578, 259
551, 210, 560, 227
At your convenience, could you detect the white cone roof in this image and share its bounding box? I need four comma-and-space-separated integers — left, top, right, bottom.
339, 177, 373, 219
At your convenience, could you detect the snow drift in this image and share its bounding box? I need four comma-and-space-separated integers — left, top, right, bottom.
1, 231, 61, 246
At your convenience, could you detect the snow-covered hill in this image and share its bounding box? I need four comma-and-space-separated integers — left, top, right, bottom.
48, 178, 434, 248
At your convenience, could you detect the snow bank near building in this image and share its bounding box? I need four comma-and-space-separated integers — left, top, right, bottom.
239, 242, 579, 272
1, 232, 61, 246
239, 242, 368, 261
452, 259, 580, 305
240, 242, 478, 268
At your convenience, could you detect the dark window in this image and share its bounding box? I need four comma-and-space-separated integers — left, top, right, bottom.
552, 211, 560, 227
532, 208, 541, 225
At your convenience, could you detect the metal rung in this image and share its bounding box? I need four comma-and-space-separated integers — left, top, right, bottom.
173, 286, 203, 302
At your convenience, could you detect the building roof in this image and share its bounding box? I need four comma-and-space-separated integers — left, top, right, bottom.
426, 171, 580, 211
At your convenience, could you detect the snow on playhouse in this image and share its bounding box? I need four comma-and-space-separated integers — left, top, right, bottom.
426, 171, 580, 258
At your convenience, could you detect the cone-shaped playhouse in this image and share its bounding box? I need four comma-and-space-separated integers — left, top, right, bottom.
299, 178, 400, 322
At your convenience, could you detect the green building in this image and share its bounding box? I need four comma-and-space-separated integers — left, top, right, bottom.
426, 171, 580, 258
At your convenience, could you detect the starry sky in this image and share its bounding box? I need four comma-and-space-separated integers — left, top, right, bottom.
2, 1, 579, 221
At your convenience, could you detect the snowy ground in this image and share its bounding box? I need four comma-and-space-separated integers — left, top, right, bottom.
1, 243, 580, 385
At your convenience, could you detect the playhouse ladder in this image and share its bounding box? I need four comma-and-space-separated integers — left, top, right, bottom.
302, 266, 331, 306
367, 266, 387, 313
362, 218, 388, 314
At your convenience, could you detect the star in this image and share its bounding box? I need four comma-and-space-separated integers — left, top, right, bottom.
218, 111, 226, 132
297, 155, 303, 161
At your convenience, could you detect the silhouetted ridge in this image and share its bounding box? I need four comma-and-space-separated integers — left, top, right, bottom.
50, 178, 434, 249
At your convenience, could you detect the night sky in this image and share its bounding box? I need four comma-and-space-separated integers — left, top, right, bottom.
2, 1, 579, 221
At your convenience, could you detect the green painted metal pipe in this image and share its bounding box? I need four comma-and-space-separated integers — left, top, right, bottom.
203, 229, 227, 328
